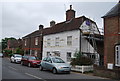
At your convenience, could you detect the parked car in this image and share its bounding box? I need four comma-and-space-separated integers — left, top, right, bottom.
10, 54, 22, 63
0, 53, 3, 58
21, 55, 41, 67
39, 56, 71, 74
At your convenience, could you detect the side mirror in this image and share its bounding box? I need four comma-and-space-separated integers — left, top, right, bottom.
49, 61, 52, 63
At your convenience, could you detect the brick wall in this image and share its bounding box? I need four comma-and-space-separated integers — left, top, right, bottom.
22, 35, 43, 59
104, 16, 120, 67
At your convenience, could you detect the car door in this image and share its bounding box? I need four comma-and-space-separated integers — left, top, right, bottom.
46, 57, 53, 70
41, 57, 47, 69
22, 56, 28, 65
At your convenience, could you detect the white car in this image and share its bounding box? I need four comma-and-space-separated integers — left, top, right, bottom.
10, 54, 22, 63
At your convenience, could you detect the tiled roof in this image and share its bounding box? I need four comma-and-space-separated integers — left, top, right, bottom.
43, 16, 97, 35
23, 30, 42, 38
23, 16, 98, 38
102, 1, 120, 18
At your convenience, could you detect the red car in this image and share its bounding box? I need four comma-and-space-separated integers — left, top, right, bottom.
21, 55, 41, 67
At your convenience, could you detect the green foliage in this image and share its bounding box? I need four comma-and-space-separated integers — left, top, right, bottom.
74, 51, 83, 59
1, 37, 16, 50
3, 50, 12, 57
15, 48, 24, 55
70, 51, 93, 66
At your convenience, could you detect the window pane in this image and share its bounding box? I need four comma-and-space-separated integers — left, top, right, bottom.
47, 38, 51, 46
67, 36, 72, 46
67, 52, 71, 62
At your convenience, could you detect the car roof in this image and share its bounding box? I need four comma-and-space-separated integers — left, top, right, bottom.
46, 56, 61, 58
23, 55, 36, 57
14, 54, 22, 56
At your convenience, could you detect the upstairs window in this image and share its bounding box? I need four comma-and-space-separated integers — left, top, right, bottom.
67, 36, 72, 46
55, 37, 59, 46
25, 39, 27, 46
35, 37, 39, 45
47, 38, 51, 46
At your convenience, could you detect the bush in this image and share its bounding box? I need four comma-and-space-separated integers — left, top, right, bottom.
15, 48, 24, 55
3, 50, 12, 57
70, 51, 93, 66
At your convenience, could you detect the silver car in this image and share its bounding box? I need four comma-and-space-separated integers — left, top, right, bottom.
39, 56, 71, 74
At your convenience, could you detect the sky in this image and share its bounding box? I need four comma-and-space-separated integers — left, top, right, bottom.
1, 0, 119, 40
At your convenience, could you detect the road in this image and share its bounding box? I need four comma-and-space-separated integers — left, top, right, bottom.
2, 58, 113, 81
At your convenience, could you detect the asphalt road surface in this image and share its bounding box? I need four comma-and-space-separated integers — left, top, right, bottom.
2, 58, 114, 81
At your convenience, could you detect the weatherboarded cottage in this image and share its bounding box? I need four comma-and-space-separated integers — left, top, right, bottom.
42, 5, 103, 65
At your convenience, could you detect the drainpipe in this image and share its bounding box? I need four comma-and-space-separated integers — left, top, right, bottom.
29, 37, 31, 55
80, 29, 82, 53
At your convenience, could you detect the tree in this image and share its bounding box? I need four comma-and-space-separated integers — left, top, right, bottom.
1, 37, 16, 50
15, 48, 24, 55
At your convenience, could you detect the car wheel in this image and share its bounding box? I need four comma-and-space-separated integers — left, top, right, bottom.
14, 60, 16, 63
52, 68, 57, 74
39, 65, 43, 71
21, 61, 24, 65
10, 60, 13, 63
68, 71, 71, 74
28, 63, 31, 67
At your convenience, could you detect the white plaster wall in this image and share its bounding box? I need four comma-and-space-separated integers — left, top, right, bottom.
42, 29, 97, 62
43, 30, 80, 62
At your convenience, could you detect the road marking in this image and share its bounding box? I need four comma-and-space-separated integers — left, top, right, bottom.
8, 66, 17, 71
25, 73, 46, 81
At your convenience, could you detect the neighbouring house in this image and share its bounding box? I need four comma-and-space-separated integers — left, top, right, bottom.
93, 1, 120, 79
42, 5, 103, 65
7, 38, 22, 52
102, 1, 120, 69
22, 25, 43, 59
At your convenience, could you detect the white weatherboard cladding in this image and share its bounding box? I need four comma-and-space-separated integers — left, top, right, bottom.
81, 37, 96, 53
43, 30, 80, 62
80, 21, 100, 34
42, 29, 97, 62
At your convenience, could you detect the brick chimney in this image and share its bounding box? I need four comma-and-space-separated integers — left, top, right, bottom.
39, 25, 44, 30
66, 5, 75, 21
50, 20, 56, 27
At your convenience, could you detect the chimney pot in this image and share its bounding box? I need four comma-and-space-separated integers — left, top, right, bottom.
70, 5, 72, 10
39, 25, 44, 30
66, 5, 75, 21
50, 20, 56, 27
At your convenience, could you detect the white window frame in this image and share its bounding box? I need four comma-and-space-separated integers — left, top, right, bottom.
47, 52, 50, 56
47, 38, 51, 46
67, 36, 72, 46
25, 39, 27, 46
115, 45, 120, 67
35, 37, 39, 45
67, 52, 71, 62
55, 37, 59, 46
34, 50, 38, 56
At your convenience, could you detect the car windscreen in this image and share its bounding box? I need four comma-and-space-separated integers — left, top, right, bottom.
15, 55, 22, 58
29, 57, 38, 60
52, 57, 65, 63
